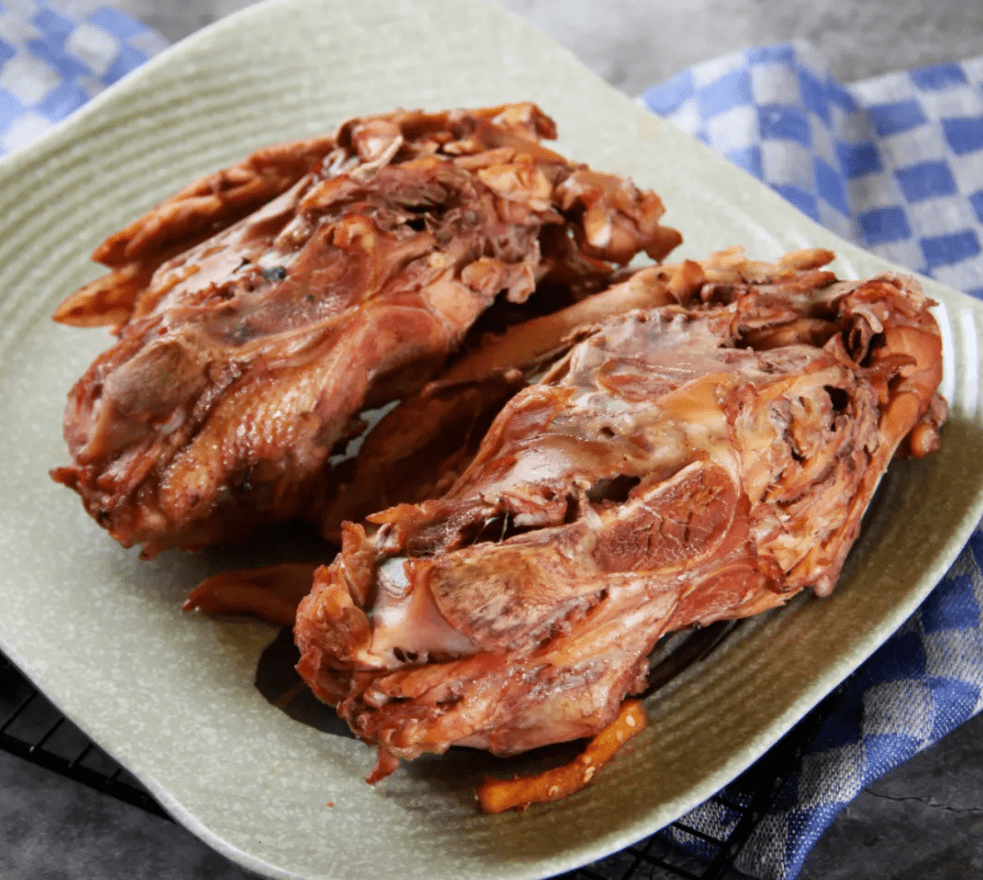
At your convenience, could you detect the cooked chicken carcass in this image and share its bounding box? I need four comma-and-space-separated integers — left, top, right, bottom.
294, 254, 946, 781
317, 257, 704, 537
316, 248, 867, 535
51, 103, 681, 557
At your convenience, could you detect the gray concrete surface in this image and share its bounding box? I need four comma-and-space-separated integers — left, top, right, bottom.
126, 0, 983, 96
4, 2, 982, 879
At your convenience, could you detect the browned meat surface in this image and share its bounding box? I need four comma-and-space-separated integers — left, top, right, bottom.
51, 103, 681, 557
314, 248, 849, 533
294, 252, 946, 781
52, 134, 341, 329
317, 259, 697, 537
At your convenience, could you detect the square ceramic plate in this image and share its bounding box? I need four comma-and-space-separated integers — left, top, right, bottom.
1, 1, 982, 878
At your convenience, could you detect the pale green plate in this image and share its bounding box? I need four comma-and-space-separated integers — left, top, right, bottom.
1, 1, 982, 878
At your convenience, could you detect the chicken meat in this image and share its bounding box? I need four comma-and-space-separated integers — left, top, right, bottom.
293, 252, 946, 781
51, 103, 681, 557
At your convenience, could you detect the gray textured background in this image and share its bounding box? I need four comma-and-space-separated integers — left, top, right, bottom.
4, 1, 983, 879
125, 0, 983, 96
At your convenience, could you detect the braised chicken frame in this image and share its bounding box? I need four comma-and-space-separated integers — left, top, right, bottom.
293, 251, 945, 781
51, 103, 680, 558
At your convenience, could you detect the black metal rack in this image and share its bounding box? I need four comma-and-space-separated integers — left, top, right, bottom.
0, 646, 837, 880
0, 650, 170, 820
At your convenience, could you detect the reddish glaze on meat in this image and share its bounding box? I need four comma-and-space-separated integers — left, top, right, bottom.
51, 103, 681, 557
294, 251, 946, 782
317, 259, 698, 537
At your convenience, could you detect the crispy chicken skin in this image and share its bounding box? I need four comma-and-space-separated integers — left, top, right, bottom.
51, 103, 681, 557
294, 252, 946, 781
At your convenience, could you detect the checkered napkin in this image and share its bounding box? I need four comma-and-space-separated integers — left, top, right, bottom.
3, 7, 982, 880
0, 0, 165, 155
638, 43, 983, 880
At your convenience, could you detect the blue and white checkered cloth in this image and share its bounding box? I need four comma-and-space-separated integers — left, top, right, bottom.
2, 8, 982, 880
0, 0, 165, 153
640, 43, 983, 880
641, 43, 983, 299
